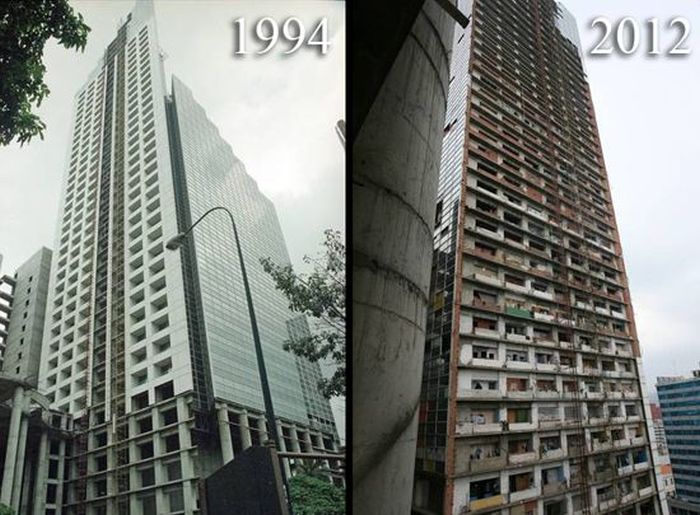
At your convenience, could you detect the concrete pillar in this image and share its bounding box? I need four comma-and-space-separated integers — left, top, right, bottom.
276, 420, 291, 479
54, 441, 66, 510
217, 406, 234, 464
290, 426, 302, 453
353, 2, 455, 511
0, 386, 24, 504
32, 430, 49, 515
11, 415, 29, 511
257, 416, 268, 445
19, 443, 33, 515
240, 411, 252, 450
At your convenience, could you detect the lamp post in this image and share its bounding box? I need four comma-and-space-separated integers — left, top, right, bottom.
165, 206, 292, 512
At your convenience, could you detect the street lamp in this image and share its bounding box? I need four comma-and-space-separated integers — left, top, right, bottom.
165, 206, 291, 512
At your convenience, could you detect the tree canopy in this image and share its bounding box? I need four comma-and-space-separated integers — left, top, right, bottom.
289, 474, 345, 515
0, 0, 90, 146
261, 229, 345, 398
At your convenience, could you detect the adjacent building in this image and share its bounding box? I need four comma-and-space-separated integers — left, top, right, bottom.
658, 373, 700, 514
412, 1, 663, 513
34, 1, 337, 513
649, 403, 675, 510
1, 247, 53, 385
0, 248, 70, 515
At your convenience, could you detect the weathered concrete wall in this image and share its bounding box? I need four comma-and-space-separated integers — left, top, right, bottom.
353, 1, 455, 512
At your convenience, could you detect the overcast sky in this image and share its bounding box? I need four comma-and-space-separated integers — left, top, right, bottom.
560, 1, 700, 396
0, 0, 344, 436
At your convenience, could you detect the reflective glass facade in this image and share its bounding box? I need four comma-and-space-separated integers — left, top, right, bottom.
659, 378, 700, 505
168, 77, 316, 424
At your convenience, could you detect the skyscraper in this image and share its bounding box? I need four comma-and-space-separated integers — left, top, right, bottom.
36, 2, 337, 513
412, 1, 662, 514
658, 373, 700, 514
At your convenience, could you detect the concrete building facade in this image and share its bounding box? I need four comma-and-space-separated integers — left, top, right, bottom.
658, 373, 700, 513
0, 248, 71, 515
1, 248, 53, 385
412, 1, 663, 514
35, 2, 337, 514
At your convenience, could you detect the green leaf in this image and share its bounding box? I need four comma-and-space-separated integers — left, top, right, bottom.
0, 0, 90, 147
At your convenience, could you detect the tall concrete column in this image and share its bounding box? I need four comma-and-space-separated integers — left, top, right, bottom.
276, 420, 291, 479
1, 386, 25, 505
353, 1, 455, 513
240, 411, 252, 450
11, 415, 29, 511
217, 406, 234, 464
257, 416, 268, 444
54, 441, 66, 509
290, 426, 302, 453
32, 430, 49, 515
19, 451, 32, 515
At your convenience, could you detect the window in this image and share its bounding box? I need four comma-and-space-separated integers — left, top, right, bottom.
139, 467, 155, 487
139, 440, 154, 459
139, 494, 156, 513
137, 416, 153, 434
469, 477, 500, 501
165, 459, 182, 481
155, 381, 174, 401
167, 486, 184, 512
161, 407, 178, 426
164, 433, 180, 453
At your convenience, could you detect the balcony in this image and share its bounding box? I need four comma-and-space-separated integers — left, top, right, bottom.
539, 416, 562, 428
471, 357, 503, 368
508, 451, 537, 465
505, 306, 532, 319
505, 332, 530, 343
469, 455, 507, 473
509, 487, 538, 503
533, 311, 555, 322
535, 362, 558, 373
592, 440, 611, 452
459, 388, 501, 400
505, 390, 533, 400
530, 289, 554, 301
535, 389, 560, 399
468, 494, 505, 512
473, 272, 502, 287
456, 422, 501, 436
508, 421, 535, 432
541, 448, 565, 460
505, 360, 532, 371
633, 461, 649, 471
598, 498, 617, 511
621, 491, 637, 504
542, 481, 567, 496
613, 438, 628, 448
533, 337, 557, 348
618, 464, 633, 475
474, 327, 500, 338
504, 282, 528, 295
639, 486, 653, 497
631, 436, 645, 446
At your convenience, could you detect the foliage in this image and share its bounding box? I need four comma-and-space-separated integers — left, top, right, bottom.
0, 0, 90, 146
261, 229, 345, 398
289, 474, 345, 515
295, 458, 333, 479
0, 503, 14, 515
